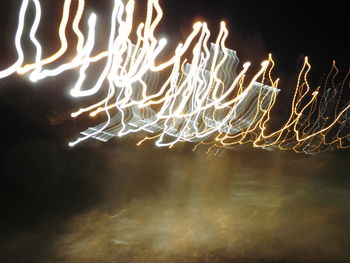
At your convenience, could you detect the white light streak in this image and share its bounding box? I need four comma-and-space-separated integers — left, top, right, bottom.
0, 0, 349, 154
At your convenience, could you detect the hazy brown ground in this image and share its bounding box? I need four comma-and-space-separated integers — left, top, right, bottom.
1, 140, 350, 263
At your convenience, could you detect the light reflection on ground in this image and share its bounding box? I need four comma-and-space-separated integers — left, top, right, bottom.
2, 144, 350, 263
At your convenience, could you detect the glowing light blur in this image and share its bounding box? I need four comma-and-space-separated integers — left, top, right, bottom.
0, 0, 349, 153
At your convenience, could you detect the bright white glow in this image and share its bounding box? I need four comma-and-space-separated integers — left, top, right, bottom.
0, 0, 349, 154
0, 0, 29, 79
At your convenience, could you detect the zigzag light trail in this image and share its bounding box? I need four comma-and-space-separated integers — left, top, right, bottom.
0, 0, 349, 154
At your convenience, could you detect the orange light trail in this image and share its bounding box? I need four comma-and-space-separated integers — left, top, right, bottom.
0, 0, 349, 153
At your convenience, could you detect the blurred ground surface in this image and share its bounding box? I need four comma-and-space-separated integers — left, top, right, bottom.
1, 139, 350, 263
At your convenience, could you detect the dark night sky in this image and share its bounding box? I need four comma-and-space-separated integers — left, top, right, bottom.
0, 1, 349, 263
166, 0, 349, 74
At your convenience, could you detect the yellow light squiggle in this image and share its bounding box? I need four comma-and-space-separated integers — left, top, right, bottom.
0, 0, 349, 154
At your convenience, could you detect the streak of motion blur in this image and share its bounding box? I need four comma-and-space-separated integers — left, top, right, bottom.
0, 0, 349, 153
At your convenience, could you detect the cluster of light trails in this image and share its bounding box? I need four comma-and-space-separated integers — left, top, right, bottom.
0, 0, 349, 153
